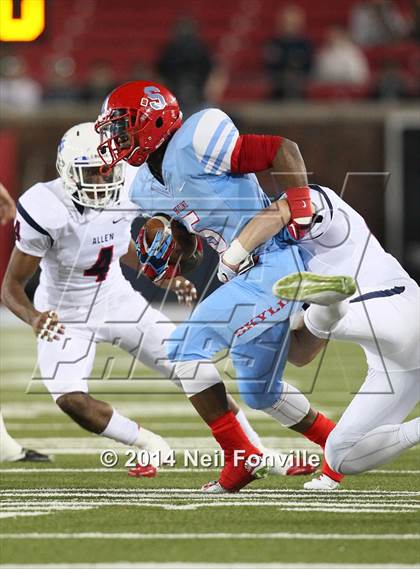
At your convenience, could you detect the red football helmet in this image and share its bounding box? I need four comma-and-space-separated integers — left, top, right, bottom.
95, 81, 182, 168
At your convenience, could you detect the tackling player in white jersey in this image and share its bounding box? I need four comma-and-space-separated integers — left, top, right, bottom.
1, 124, 178, 472
220, 183, 420, 489
1, 124, 294, 476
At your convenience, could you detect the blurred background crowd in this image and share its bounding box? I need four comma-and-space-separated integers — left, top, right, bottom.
1, 0, 419, 116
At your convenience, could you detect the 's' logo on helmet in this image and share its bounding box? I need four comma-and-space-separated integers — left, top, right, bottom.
141, 86, 167, 111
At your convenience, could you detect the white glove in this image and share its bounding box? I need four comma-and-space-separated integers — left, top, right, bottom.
218, 258, 238, 283
218, 254, 258, 283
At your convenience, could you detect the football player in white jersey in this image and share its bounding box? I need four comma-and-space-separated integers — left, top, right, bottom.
0, 183, 50, 462
219, 183, 420, 489
1, 124, 291, 476
1, 125, 179, 472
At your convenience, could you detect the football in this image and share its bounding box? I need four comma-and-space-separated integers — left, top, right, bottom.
143, 214, 202, 269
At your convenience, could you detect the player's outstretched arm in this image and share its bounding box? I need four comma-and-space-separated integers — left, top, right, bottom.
1, 248, 64, 340
218, 197, 310, 281
0, 183, 16, 225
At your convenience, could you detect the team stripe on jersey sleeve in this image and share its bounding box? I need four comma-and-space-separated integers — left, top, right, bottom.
350, 286, 405, 303
17, 201, 54, 245
192, 110, 239, 175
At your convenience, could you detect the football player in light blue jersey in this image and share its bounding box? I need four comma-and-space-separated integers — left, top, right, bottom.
95, 81, 340, 493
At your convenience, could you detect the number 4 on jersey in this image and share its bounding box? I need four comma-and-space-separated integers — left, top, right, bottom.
84, 246, 113, 282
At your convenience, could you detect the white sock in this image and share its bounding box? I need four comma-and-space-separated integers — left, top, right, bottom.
101, 409, 139, 445
235, 409, 263, 449
0, 411, 24, 462
306, 300, 348, 335
335, 418, 420, 475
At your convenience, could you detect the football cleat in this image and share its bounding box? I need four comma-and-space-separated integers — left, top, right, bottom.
202, 453, 270, 493
303, 474, 340, 491
127, 463, 157, 478
201, 480, 229, 493
260, 448, 288, 476
273, 272, 356, 306
285, 456, 317, 477
135, 428, 173, 468
17, 449, 51, 462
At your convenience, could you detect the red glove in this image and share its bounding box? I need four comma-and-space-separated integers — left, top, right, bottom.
285, 186, 313, 240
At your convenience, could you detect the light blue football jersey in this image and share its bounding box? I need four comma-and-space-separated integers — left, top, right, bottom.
129, 108, 279, 255
128, 108, 304, 409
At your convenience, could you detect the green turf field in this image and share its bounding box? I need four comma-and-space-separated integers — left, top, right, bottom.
1, 318, 419, 569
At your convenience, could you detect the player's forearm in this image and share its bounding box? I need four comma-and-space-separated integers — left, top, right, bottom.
272, 138, 308, 189
238, 200, 291, 253
1, 248, 42, 326
1, 277, 39, 326
222, 199, 291, 268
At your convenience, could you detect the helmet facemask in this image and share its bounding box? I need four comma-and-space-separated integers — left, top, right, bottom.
56, 122, 126, 209
63, 161, 125, 209
96, 108, 152, 168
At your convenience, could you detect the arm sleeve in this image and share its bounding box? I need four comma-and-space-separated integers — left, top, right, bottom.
230, 134, 283, 174
191, 109, 284, 176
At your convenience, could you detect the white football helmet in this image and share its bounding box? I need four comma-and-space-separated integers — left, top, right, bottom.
56, 122, 125, 209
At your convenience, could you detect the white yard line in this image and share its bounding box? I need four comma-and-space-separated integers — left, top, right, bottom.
1, 563, 419, 569
1, 532, 419, 541
1, 487, 418, 515
1, 487, 418, 495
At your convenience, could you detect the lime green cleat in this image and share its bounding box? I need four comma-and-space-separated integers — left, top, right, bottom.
272, 271, 356, 305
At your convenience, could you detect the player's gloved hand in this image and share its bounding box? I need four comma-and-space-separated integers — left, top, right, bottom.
218, 256, 238, 283
173, 277, 197, 307
31, 310, 65, 342
135, 227, 175, 282
285, 186, 313, 240
218, 254, 259, 283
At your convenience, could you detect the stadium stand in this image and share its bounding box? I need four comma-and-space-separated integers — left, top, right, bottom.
10, 0, 420, 101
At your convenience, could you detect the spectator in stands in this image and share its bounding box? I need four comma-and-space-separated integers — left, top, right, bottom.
314, 26, 370, 85
82, 60, 116, 103
411, 0, 420, 41
350, 0, 408, 46
43, 57, 82, 103
372, 58, 410, 98
0, 56, 42, 111
264, 4, 313, 99
156, 17, 213, 116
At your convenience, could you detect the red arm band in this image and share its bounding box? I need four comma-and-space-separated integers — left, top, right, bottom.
230, 134, 283, 174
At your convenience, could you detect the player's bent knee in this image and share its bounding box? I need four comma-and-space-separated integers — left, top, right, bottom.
325, 428, 355, 474
56, 391, 91, 420
174, 360, 221, 397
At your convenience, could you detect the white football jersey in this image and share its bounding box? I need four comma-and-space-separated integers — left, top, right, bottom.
298, 185, 412, 288
14, 166, 141, 317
